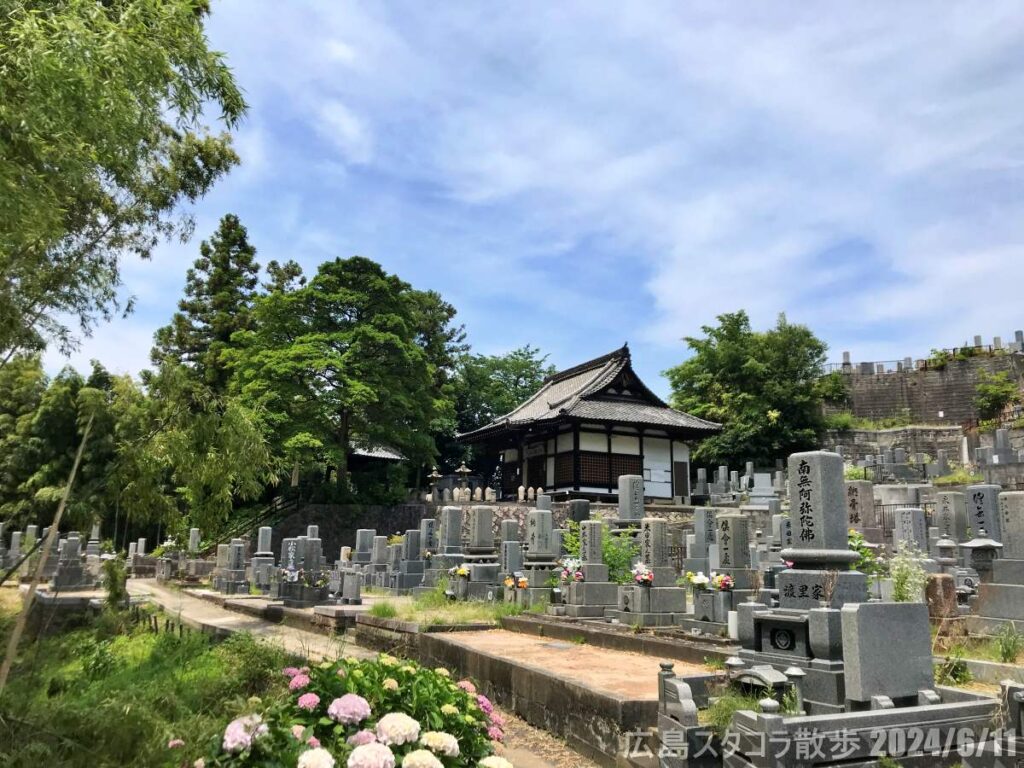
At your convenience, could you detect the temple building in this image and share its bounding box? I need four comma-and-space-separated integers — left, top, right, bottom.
458, 345, 721, 501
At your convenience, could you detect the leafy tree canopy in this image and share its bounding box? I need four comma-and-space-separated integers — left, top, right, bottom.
0, 0, 246, 366
664, 311, 828, 465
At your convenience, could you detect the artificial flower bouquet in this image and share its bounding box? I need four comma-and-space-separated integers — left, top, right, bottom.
558, 557, 583, 583
711, 573, 734, 592
630, 562, 654, 585
681, 571, 710, 590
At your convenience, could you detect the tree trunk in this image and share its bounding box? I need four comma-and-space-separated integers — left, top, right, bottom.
336, 412, 350, 489
290, 460, 300, 487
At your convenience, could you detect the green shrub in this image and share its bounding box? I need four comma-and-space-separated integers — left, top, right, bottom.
995, 624, 1024, 663
934, 644, 973, 686
101, 556, 127, 610
561, 520, 639, 584
975, 370, 1020, 420
824, 411, 856, 431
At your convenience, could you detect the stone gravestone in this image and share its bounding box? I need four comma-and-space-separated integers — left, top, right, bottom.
536, 494, 552, 511
844, 480, 880, 542
841, 602, 935, 705
188, 528, 201, 554
439, 506, 464, 556
567, 499, 590, 524
564, 519, 618, 618
608, 516, 687, 626
419, 518, 438, 556
50, 535, 92, 591
516, 509, 557, 607
462, 506, 499, 599
250, 526, 276, 591
973, 492, 1024, 622
618, 475, 644, 521
893, 508, 928, 553
500, 519, 519, 543
778, 451, 864, 610
353, 529, 375, 564
966, 484, 1001, 541
934, 492, 969, 543
684, 508, 715, 574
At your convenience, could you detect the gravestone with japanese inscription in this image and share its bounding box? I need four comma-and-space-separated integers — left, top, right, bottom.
459, 506, 500, 599
971, 492, 1024, 626
844, 479, 882, 544
514, 507, 558, 608
618, 475, 644, 522
607, 515, 687, 626
934, 491, 969, 543
683, 508, 715, 574
966, 484, 1002, 542
893, 507, 929, 553
564, 519, 619, 618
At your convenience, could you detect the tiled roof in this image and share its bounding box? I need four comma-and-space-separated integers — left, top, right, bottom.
459, 345, 721, 440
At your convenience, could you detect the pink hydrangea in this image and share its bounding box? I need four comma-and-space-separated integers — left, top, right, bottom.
347, 729, 378, 746
291, 725, 306, 740
456, 679, 476, 693
297, 692, 320, 711
488, 711, 504, 727
307, 736, 321, 748
347, 742, 395, 768
487, 726, 504, 742
222, 714, 268, 753
167, 738, 184, 749
328, 693, 372, 724
282, 667, 302, 678
289, 674, 311, 691
476, 694, 493, 715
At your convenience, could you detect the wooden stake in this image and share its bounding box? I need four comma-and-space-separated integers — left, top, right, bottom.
0, 413, 94, 692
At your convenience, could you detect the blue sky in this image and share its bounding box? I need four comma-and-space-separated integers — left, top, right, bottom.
46, 2, 1024, 398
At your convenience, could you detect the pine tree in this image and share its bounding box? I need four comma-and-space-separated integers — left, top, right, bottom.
152, 214, 260, 394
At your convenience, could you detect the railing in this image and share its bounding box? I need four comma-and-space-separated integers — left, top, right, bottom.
823, 344, 1015, 375
200, 494, 300, 556
876, 502, 936, 536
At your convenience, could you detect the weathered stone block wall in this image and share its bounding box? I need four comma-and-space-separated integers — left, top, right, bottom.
821, 426, 962, 462
827, 354, 1024, 425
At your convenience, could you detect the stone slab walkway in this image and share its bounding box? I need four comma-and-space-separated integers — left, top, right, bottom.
436, 629, 705, 700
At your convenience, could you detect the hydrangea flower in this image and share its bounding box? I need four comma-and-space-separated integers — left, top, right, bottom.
329, 693, 372, 724
167, 738, 184, 749
478, 757, 513, 768
347, 742, 396, 768
489, 711, 504, 727
347, 729, 377, 746
476, 694, 493, 715
457, 680, 477, 694
487, 726, 504, 742
289, 674, 311, 691
222, 714, 268, 753
434, 667, 450, 677
400, 665, 416, 674
297, 692, 320, 711
336, 667, 347, 678
193, 760, 205, 768
383, 678, 399, 691
440, 704, 459, 716
307, 737, 321, 748
401, 749, 443, 768
282, 667, 302, 678
376, 712, 421, 745
291, 725, 306, 740
298, 746, 336, 768
420, 731, 459, 757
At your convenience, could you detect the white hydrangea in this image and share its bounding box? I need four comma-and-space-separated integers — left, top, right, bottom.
400, 749, 443, 768
420, 730, 460, 757
375, 712, 421, 745
297, 747, 336, 768
478, 757, 514, 768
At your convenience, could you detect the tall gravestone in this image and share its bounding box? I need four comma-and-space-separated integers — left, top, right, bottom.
844, 480, 882, 543
618, 475, 644, 521
965, 493, 1024, 633
893, 507, 928, 552
684, 508, 715, 574
564, 519, 618, 617
251, 526, 275, 591
779, 451, 865, 609
934, 491, 969, 543
461, 506, 499, 599
353, 529, 376, 564
966, 484, 1002, 541
607, 516, 687, 626
567, 499, 590, 524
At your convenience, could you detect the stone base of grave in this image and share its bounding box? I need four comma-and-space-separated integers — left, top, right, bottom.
564, 581, 619, 614
971, 582, 1024, 622
186, 559, 215, 579
605, 610, 686, 627
49, 569, 96, 592
515, 587, 551, 608
249, 555, 275, 590
384, 572, 424, 592
991, 559, 1024, 585
465, 582, 500, 601
269, 581, 329, 608
674, 616, 729, 636
561, 604, 610, 618
691, 590, 732, 623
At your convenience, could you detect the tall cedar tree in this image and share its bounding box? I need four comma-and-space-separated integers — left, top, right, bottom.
152, 214, 260, 394
665, 311, 827, 465
231, 256, 438, 490
0, 0, 245, 366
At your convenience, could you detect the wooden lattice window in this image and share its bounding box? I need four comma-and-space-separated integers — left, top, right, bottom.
579, 451, 610, 486
554, 453, 574, 487
610, 454, 643, 482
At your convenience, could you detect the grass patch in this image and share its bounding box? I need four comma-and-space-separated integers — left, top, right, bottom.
933, 468, 984, 487
368, 600, 399, 618
0, 597, 289, 768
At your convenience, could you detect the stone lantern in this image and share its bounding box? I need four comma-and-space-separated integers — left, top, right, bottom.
427, 466, 442, 501
959, 528, 1003, 582
456, 461, 471, 490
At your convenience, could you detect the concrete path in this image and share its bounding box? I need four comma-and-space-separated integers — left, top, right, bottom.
441, 630, 705, 700
129, 579, 373, 661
